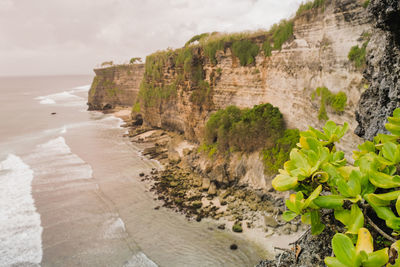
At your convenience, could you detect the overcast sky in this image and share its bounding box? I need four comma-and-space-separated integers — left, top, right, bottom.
0, 0, 304, 76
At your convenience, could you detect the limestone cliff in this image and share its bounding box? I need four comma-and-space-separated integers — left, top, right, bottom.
137, 0, 371, 156
355, 0, 400, 140
88, 64, 144, 110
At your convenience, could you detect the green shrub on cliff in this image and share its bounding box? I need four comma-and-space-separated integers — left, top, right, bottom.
231, 39, 259, 66
262, 129, 300, 175
262, 19, 293, 56
204, 103, 284, 153
311, 87, 347, 121
203, 39, 225, 65
348, 41, 368, 69
271, 20, 294, 51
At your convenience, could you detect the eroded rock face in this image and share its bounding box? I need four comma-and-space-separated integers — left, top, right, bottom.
87, 64, 144, 110
139, 0, 371, 156
355, 0, 400, 140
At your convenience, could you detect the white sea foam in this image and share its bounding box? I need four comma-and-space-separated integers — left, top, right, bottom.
38, 98, 56, 105
72, 84, 91, 91
124, 252, 158, 267
35, 91, 84, 106
0, 154, 43, 266
60, 125, 67, 134
103, 217, 127, 239
27, 137, 93, 184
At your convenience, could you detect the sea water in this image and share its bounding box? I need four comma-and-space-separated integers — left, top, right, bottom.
0, 75, 264, 266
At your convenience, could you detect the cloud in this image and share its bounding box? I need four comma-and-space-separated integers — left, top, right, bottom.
0, 0, 303, 76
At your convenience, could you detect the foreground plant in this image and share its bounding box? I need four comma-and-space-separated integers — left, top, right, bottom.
272, 108, 400, 266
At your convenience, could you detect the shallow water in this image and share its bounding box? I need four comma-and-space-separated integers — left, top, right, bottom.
0, 75, 265, 266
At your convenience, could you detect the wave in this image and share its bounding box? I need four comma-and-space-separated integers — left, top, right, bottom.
35, 91, 84, 106
0, 154, 43, 266
124, 252, 158, 267
27, 137, 93, 184
72, 84, 91, 92
103, 217, 127, 240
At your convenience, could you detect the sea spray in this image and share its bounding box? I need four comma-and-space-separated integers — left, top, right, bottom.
0, 154, 43, 266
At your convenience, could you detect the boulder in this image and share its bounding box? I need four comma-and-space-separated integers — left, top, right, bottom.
208, 182, 217, 195
264, 215, 278, 228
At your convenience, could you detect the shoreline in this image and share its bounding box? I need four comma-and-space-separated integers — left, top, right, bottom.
110, 107, 306, 259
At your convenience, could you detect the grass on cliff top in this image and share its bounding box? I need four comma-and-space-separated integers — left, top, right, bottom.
296, 0, 325, 17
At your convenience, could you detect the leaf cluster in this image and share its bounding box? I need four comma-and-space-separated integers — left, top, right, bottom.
273, 108, 400, 266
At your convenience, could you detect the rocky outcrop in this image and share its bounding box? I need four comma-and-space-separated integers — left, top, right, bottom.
88, 64, 144, 110
355, 0, 400, 140
137, 0, 371, 156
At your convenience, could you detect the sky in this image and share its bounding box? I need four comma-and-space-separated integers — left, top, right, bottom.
0, 0, 304, 76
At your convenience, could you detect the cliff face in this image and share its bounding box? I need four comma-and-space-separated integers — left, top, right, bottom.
88, 64, 144, 110
355, 0, 400, 140
138, 0, 371, 155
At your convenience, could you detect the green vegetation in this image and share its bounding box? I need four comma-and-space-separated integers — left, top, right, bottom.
311, 87, 347, 121
262, 19, 293, 56
204, 104, 284, 153
101, 61, 113, 67
232, 222, 243, 232
132, 102, 141, 113
262, 129, 300, 175
348, 41, 368, 69
138, 45, 213, 108
296, 0, 326, 16
231, 39, 259, 66
272, 109, 400, 265
129, 57, 142, 64
203, 39, 225, 65
363, 0, 370, 8
185, 33, 209, 46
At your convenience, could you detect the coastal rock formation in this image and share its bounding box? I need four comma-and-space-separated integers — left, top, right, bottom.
137, 0, 370, 156
355, 0, 400, 140
88, 64, 144, 110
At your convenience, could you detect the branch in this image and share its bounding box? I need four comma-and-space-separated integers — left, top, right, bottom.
366, 215, 397, 243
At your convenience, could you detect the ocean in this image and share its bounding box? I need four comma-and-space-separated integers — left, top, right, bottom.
0, 75, 264, 266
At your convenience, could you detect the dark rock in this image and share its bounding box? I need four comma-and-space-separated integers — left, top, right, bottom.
355, 0, 400, 140
139, 172, 145, 177
217, 224, 225, 230
230, 244, 238, 250
51, 112, 56, 115
154, 206, 160, 210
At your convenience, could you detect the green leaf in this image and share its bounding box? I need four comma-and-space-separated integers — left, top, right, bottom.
325, 257, 350, 267
367, 191, 400, 206
301, 212, 311, 224
396, 196, 400, 218
304, 185, 322, 207
368, 171, 400, 189
347, 204, 364, 235
282, 211, 297, 221
310, 210, 325, 235
313, 195, 346, 209
331, 233, 358, 266
385, 122, 400, 136
363, 248, 389, 267
382, 142, 398, 163
272, 174, 298, 191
